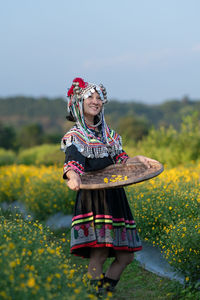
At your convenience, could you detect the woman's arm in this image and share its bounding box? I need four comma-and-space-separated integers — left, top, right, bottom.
65, 170, 82, 191
62, 144, 85, 191
126, 155, 158, 169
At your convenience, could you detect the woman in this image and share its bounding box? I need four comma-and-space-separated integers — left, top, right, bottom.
61, 77, 152, 293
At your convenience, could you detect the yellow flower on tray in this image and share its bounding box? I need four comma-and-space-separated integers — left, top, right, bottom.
104, 175, 128, 183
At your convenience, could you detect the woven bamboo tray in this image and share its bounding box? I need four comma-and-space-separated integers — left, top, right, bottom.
80, 158, 164, 190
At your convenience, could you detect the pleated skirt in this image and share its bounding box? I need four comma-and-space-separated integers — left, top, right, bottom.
70, 188, 142, 258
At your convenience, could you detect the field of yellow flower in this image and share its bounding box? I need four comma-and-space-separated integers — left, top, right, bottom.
0, 165, 75, 219
0, 213, 107, 300
0, 163, 199, 286
126, 162, 200, 283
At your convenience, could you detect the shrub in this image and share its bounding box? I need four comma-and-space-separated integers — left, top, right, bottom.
161, 217, 200, 283
17, 144, 64, 166
0, 165, 59, 203
19, 170, 75, 220
0, 165, 33, 203
0, 165, 75, 219
127, 115, 200, 167
0, 148, 15, 166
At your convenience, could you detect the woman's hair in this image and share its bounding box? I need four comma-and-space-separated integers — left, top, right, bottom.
66, 111, 76, 122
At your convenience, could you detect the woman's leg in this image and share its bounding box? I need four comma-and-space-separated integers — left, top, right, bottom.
105, 250, 134, 280
88, 247, 109, 279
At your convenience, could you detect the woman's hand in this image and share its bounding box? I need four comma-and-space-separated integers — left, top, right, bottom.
65, 170, 81, 191
126, 155, 157, 169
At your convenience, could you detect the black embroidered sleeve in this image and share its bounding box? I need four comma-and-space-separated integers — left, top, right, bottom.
113, 150, 129, 164
63, 144, 86, 179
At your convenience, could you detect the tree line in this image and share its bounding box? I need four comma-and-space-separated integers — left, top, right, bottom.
0, 96, 199, 150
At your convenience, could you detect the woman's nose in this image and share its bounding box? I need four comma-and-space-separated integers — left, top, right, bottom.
92, 97, 99, 104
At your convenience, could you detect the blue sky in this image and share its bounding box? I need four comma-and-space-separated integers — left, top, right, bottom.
1, 0, 200, 103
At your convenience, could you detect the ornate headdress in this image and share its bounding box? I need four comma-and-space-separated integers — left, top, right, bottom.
66, 78, 110, 141
62, 77, 122, 158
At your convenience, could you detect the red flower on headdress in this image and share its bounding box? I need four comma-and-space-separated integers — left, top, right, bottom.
67, 77, 88, 97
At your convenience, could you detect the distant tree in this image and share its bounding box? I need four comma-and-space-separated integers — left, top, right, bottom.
0, 122, 16, 149
1, 96, 200, 134
117, 115, 149, 144
43, 133, 62, 144
17, 123, 44, 148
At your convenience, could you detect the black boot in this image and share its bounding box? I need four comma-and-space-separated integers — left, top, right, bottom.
90, 275, 105, 296
104, 276, 119, 292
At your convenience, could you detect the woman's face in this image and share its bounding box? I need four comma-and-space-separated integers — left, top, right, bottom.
83, 91, 103, 121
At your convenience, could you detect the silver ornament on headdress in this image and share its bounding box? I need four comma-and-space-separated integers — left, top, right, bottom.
69, 81, 107, 103
99, 84, 108, 103
72, 82, 82, 101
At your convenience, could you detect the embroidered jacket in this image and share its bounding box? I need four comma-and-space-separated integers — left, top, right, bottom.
61, 124, 129, 178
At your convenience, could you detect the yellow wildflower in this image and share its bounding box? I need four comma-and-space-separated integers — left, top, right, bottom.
27, 277, 35, 288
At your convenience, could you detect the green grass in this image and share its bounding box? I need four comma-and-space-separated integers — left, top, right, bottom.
113, 263, 179, 300
71, 256, 199, 300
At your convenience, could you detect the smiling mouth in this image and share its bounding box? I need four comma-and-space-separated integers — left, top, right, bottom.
89, 106, 99, 110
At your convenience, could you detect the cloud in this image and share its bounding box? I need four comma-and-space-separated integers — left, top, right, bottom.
191, 43, 200, 52
82, 54, 135, 69
82, 48, 175, 70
